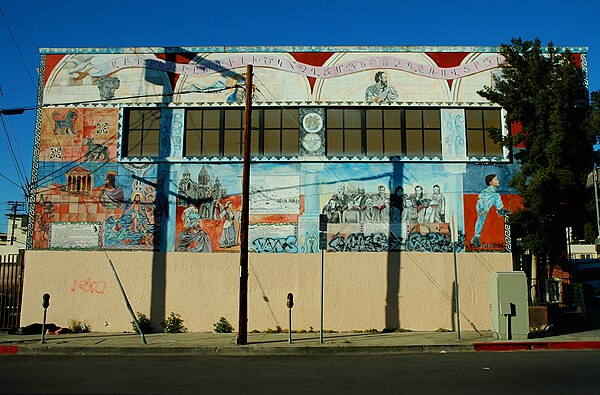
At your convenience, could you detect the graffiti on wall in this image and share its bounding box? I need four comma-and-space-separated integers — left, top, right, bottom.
250, 223, 298, 254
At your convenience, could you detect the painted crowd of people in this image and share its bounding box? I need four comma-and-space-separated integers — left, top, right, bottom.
323, 184, 446, 225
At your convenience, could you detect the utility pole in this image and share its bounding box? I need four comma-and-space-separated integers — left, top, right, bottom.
237, 65, 253, 346
6, 201, 25, 246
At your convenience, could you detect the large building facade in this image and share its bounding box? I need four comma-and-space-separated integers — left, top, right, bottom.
19, 46, 588, 332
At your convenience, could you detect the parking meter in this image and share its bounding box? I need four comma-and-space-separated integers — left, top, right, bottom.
287, 293, 294, 343
42, 293, 50, 308
41, 293, 50, 343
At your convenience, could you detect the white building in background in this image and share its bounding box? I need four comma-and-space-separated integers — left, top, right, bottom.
0, 213, 27, 255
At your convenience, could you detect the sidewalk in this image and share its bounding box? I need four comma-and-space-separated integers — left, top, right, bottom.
2, 327, 600, 356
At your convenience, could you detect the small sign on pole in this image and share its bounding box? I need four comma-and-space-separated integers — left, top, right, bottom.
319, 232, 328, 251
319, 214, 328, 232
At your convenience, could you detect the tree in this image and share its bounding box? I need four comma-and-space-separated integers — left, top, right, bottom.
478, 38, 597, 301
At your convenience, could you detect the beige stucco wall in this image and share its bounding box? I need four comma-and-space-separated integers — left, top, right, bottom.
21, 250, 512, 332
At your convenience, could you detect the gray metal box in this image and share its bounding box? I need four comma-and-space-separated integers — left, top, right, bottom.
490, 272, 529, 340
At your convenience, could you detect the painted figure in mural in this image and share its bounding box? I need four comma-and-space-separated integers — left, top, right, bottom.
323, 199, 341, 223
431, 184, 446, 222
99, 171, 125, 209
365, 71, 398, 103
329, 185, 349, 223
371, 185, 390, 222
346, 187, 371, 223
121, 192, 148, 233
418, 198, 436, 224
390, 186, 404, 223
471, 174, 510, 248
175, 206, 212, 252
226, 76, 246, 103
401, 196, 419, 224
410, 185, 426, 212
52, 111, 78, 135
97, 76, 120, 100
187, 76, 248, 103
84, 137, 109, 161
219, 201, 238, 248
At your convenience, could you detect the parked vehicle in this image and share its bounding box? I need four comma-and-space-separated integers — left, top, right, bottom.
573, 259, 600, 304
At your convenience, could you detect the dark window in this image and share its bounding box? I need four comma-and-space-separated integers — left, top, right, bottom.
466, 109, 503, 157
263, 109, 299, 156
327, 109, 363, 156
405, 109, 441, 156
185, 109, 221, 157
184, 108, 299, 158
123, 109, 161, 157
366, 109, 403, 156
327, 108, 440, 157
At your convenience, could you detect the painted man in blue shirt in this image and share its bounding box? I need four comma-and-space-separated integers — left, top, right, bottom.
471, 174, 509, 248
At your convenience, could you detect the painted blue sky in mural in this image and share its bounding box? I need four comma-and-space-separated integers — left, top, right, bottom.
1, 0, 599, 233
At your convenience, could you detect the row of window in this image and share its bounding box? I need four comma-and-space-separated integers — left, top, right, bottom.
122, 107, 504, 159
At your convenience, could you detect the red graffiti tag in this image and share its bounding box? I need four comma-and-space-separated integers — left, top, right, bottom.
70, 278, 107, 295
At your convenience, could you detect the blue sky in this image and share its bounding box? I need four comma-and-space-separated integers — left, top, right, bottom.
1, 0, 599, 233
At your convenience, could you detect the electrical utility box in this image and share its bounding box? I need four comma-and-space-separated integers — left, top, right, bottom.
490, 271, 529, 340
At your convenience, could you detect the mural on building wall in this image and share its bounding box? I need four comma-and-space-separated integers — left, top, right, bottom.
31, 49, 526, 253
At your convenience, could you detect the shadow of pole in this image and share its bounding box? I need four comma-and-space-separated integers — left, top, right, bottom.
385, 162, 405, 331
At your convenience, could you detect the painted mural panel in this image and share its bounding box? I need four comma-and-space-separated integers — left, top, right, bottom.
40, 51, 503, 105
318, 163, 466, 252
173, 165, 241, 252
43, 54, 171, 104
33, 161, 166, 250
40, 107, 118, 163
463, 165, 522, 251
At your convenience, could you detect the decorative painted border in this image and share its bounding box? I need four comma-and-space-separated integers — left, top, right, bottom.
27, 54, 46, 250
39, 45, 589, 55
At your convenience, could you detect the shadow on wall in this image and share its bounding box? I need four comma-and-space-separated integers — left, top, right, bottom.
145, 50, 247, 331
385, 162, 405, 331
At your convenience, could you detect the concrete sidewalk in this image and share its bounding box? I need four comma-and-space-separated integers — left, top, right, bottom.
2, 327, 600, 356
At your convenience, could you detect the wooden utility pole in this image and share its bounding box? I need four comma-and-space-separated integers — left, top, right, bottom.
237, 65, 252, 345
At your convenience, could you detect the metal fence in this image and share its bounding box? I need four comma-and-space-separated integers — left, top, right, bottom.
0, 252, 24, 330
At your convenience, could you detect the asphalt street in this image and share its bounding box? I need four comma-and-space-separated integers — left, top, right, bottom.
2, 351, 600, 394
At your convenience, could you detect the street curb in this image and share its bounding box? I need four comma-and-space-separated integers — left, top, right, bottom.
474, 341, 600, 352
1, 344, 475, 356
0, 346, 18, 355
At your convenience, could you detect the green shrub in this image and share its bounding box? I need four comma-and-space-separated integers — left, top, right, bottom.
161, 312, 187, 333
131, 312, 153, 334
213, 317, 234, 333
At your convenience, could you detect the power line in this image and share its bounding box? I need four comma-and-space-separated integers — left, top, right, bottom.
0, 6, 37, 91
0, 86, 242, 115
0, 85, 29, 187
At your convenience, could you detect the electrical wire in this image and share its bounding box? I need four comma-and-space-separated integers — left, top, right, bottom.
0, 7, 37, 91
1, 86, 242, 114
0, 85, 30, 187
